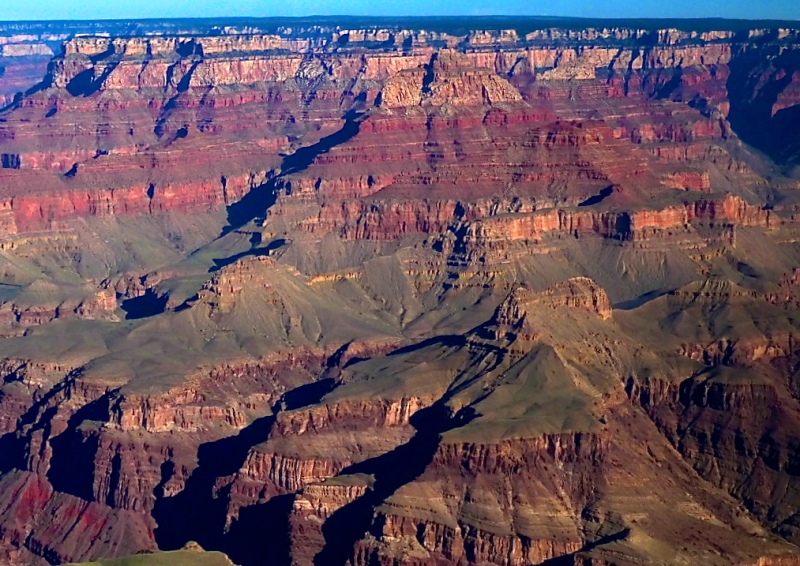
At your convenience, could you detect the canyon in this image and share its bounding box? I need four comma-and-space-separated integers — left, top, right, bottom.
0, 14, 799, 566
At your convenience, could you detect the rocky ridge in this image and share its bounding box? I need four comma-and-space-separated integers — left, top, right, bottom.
0, 16, 799, 566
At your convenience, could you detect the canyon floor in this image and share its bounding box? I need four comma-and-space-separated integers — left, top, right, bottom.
1, 15, 800, 566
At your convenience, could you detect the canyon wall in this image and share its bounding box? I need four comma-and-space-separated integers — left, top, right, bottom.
0, 18, 798, 566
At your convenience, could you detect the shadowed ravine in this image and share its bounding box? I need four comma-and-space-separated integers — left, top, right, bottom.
152, 370, 341, 565
151, 359, 466, 566
222, 109, 366, 235
312, 406, 446, 566
727, 45, 800, 166
313, 403, 473, 566
4, 16, 800, 566
151, 414, 278, 556
539, 529, 632, 565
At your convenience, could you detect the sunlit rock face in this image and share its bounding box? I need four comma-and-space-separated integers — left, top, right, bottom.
1, 17, 800, 566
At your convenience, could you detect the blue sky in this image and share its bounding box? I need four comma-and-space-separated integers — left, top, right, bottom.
2, 0, 799, 22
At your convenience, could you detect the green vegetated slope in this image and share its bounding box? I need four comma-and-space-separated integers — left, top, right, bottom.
70, 549, 233, 566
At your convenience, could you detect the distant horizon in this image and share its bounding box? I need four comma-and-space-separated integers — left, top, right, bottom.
1, 14, 800, 28
1, 0, 798, 24
2, 15, 800, 23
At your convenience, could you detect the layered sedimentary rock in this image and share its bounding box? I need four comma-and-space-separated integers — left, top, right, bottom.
0, 17, 795, 244
0, 16, 799, 566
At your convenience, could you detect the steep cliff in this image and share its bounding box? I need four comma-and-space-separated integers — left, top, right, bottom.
0, 17, 797, 566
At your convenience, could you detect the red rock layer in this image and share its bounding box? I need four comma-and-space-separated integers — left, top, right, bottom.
0, 30, 794, 239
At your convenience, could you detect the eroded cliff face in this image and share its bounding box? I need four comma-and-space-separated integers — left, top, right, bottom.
1, 266, 800, 566
0, 18, 799, 566
0, 18, 794, 257
354, 433, 605, 566
274, 278, 800, 566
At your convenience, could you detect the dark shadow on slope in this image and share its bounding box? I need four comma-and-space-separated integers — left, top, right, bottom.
225, 494, 295, 566
613, 213, 633, 240
313, 403, 467, 566
153, 60, 203, 139
121, 289, 168, 320
771, 105, 800, 167
46, 394, 112, 500
280, 109, 364, 176
727, 46, 800, 166
210, 238, 286, 272
0, 92, 24, 114
153, 96, 180, 138
65, 60, 120, 97
63, 163, 78, 178
0, 407, 56, 474
421, 53, 438, 97
389, 335, 467, 357
578, 185, 615, 207
220, 110, 365, 238
320, 342, 353, 380
24, 74, 52, 99
176, 39, 203, 59
152, 414, 278, 553
105, 452, 123, 507
538, 528, 631, 565
222, 177, 279, 233
280, 378, 337, 411
381, 335, 467, 360
176, 60, 202, 94
153, 378, 340, 564
88, 44, 117, 65
0, 370, 85, 473
1, 154, 20, 169
654, 67, 683, 100
613, 288, 672, 310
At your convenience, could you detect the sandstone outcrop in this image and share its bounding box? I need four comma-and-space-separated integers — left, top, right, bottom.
0, 17, 798, 566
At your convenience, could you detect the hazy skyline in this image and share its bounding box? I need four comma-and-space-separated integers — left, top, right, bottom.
2, 0, 799, 22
